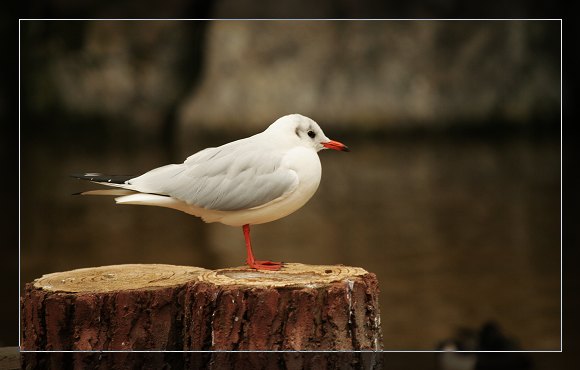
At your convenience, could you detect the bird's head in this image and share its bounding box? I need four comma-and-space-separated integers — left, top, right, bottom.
267, 114, 349, 153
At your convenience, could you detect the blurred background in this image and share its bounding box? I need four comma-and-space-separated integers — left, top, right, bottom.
18, 19, 560, 351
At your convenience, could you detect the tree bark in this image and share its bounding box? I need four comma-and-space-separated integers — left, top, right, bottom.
22, 263, 382, 351
20, 352, 385, 370
21, 264, 207, 351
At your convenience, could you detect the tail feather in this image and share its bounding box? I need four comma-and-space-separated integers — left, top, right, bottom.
71, 173, 173, 198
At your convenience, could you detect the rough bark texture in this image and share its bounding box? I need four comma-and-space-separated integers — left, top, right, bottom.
21, 264, 207, 351
184, 264, 382, 350
22, 263, 382, 351
20, 352, 384, 370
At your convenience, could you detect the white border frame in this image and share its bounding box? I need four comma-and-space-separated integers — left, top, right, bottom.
18, 18, 563, 353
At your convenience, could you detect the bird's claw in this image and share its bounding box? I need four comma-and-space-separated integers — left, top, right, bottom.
247, 260, 283, 271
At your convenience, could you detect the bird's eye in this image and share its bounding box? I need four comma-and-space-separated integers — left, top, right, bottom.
307, 130, 316, 138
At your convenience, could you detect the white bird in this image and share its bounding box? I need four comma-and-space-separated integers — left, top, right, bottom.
73, 114, 349, 270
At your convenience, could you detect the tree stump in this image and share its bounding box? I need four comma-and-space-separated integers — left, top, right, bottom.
184, 263, 382, 350
21, 264, 208, 351
22, 263, 382, 351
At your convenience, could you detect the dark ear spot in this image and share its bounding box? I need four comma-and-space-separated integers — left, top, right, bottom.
295, 127, 300, 137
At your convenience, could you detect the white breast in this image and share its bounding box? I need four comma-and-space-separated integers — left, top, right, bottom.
195, 146, 321, 226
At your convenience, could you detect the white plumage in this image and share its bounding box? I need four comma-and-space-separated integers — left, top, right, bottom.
75, 114, 349, 270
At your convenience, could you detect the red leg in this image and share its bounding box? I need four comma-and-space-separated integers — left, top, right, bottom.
242, 224, 282, 271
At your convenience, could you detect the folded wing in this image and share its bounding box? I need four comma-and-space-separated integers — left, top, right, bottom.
126, 138, 298, 211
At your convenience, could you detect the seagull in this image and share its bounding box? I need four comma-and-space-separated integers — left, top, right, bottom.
73, 114, 349, 270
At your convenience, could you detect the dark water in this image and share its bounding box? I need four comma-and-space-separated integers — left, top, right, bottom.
20, 132, 560, 350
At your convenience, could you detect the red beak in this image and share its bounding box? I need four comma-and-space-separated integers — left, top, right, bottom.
322, 140, 350, 152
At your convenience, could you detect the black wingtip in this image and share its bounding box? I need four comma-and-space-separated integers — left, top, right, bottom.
70, 173, 134, 184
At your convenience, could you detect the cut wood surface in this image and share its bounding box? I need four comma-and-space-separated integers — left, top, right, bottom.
22, 263, 382, 351
31, 264, 208, 293
0, 347, 19, 370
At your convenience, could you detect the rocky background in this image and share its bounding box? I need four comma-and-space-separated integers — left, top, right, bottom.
22, 19, 559, 136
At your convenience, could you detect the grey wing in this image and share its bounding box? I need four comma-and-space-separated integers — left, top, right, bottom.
127, 143, 297, 211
